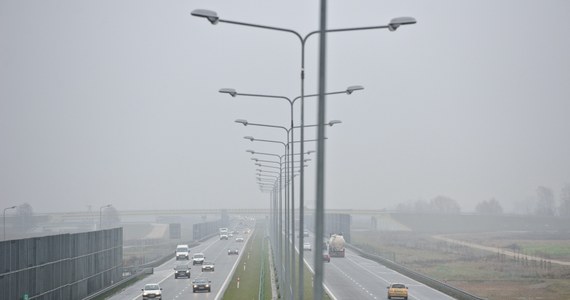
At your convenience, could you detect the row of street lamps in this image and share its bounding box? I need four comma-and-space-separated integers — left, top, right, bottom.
192, 8, 416, 300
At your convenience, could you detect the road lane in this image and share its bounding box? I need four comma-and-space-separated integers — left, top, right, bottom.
109, 230, 252, 300
300, 234, 456, 300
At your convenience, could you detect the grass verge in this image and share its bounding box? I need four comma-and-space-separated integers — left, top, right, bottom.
222, 222, 272, 300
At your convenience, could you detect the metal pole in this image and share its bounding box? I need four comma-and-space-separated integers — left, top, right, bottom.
284, 139, 291, 299
298, 36, 307, 300
289, 108, 296, 298
314, 1, 327, 299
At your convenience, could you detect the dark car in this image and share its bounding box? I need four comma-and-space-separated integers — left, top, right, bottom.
201, 261, 215, 272
192, 277, 211, 293
173, 264, 191, 279
323, 251, 331, 263
228, 248, 239, 255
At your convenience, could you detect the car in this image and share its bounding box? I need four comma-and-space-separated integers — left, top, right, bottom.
235, 237, 244, 242
192, 253, 205, 265
173, 264, 191, 279
220, 234, 228, 240
201, 261, 215, 272
303, 230, 309, 237
228, 248, 239, 255
387, 283, 409, 299
303, 242, 312, 251
141, 283, 162, 299
323, 252, 330, 263
192, 277, 211, 293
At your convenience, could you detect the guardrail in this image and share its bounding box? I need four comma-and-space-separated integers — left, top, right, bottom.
346, 243, 487, 300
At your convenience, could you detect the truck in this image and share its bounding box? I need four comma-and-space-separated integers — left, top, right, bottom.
328, 234, 345, 257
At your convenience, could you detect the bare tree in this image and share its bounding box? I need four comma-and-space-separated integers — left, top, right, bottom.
395, 201, 413, 212
560, 184, 570, 217
535, 186, 556, 216
413, 199, 431, 213
15, 203, 36, 233
430, 195, 461, 214
475, 198, 503, 215
102, 206, 121, 228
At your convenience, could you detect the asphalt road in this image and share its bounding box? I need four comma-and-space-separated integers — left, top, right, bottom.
300, 235, 456, 300
108, 232, 251, 300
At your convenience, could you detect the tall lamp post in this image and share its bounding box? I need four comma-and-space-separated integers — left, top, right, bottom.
3, 205, 17, 241
99, 204, 111, 230
193, 10, 416, 299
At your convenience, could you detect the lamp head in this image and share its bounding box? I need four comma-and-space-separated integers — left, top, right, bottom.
346, 85, 364, 94
251, 158, 259, 161
328, 120, 342, 126
219, 88, 237, 97
235, 119, 248, 126
388, 17, 417, 31
246, 149, 255, 154
191, 9, 220, 25
244, 136, 255, 141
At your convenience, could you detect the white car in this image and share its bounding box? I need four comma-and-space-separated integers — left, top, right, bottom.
192, 253, 205, 265
303, 242, 312, 251
235, 237, 244, 242
142, 283, 162, 300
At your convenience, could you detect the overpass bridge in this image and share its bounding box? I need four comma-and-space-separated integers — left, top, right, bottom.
39, 208, 390, 219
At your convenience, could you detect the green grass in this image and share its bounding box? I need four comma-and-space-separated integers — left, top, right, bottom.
520, 243, 570, 259
222, 222, 272, 300
288, 248, 331, 300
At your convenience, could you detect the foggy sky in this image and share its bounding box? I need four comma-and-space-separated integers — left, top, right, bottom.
1, 0, 569, 213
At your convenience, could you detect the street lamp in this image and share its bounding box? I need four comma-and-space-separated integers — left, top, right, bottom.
99, 204, 111, 230
193, 10, 416, 298
225, 89, 355, 290
3, 205, 17, 241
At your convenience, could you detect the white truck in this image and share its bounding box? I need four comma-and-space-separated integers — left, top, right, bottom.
328, 234, 346, 258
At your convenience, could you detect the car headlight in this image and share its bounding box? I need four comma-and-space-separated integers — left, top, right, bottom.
193, 285, 197, 288
205, 284, 209, 287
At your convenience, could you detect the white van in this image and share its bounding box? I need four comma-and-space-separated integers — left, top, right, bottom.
175, 244, 190, 260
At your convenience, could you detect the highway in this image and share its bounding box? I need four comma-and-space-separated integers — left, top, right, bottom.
301, 235, 456, 300
108, 231, 251, 300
